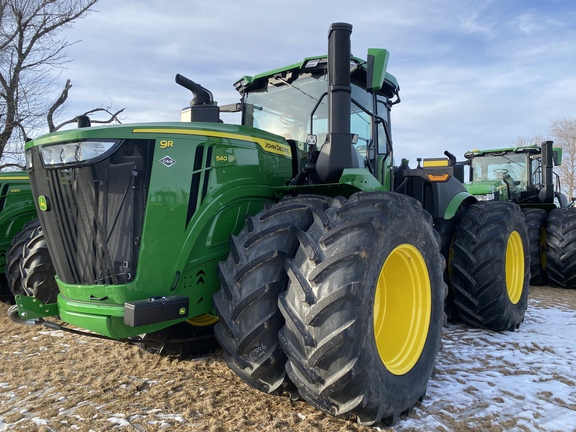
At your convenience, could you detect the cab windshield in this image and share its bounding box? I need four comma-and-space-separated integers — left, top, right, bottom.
471, 153, 528, 186
243, 73, 383, 156
244, 74, 326, 145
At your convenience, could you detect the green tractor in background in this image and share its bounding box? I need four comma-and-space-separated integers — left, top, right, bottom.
0, 172, 54, 304
463, 142, 576, 288
10, 23, 529, 425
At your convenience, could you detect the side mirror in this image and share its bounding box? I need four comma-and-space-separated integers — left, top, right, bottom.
553, 148, 562, 166
366, 48, 389, 92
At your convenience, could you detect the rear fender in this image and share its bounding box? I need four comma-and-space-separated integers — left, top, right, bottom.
398, 168, 476, 220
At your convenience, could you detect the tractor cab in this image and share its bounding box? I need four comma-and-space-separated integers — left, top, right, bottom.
234, 53, 399, 184
465, 148, 529, 202
464, 143, 568, 209
178, 34, 401, 189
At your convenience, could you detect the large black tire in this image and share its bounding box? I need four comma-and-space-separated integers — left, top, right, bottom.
21, 223, 59, 304
278, 191, 446, 425
5, 219, 41, 297
433, 207, 466, 324
522, 208, 548, 286
546, 207, 576, 289
450, 202, 530, 331
213, 195, 338, 395
6, 219, 58, 304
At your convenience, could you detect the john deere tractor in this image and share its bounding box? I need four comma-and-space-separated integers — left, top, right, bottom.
463, 142, 576, 288
10, 23, 529, 425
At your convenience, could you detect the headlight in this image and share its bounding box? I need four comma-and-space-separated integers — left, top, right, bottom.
25, 150, 33, 171
476, 193, 495, 201
39, 140, 118, 166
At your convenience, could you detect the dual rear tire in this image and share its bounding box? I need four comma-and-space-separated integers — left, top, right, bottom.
507, 206, 576, 290
213, 195, 338, 394
213, 192, 446, 425
546, 207, 576, 288
501, 206, 576, 290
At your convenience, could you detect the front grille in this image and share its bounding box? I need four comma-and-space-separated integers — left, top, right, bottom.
29, 139, 154, 285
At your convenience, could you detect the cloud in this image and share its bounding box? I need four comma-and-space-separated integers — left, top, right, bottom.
50, 0, 575, 167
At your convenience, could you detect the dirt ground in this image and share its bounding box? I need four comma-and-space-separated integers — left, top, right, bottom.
0, 285, 574, 431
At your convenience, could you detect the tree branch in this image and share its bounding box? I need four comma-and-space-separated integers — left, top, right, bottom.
47, 79, 72, 132
90, 107, 125, 124
0, 0, 98, 164
52, 107, 125, 131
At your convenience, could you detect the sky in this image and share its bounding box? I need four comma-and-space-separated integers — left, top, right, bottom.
55, 0, 576, 165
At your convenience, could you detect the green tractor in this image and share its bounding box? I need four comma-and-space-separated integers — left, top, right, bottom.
463, 142, 576, 288
10, 23, 529, 425
0, 172, 48, 304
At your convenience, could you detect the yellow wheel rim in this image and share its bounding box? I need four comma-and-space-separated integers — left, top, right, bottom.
373, 244, 431, 376
506, 230, 524, 304
186, 313, 218, 327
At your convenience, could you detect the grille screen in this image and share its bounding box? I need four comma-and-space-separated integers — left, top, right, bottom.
30, 139, 154, 285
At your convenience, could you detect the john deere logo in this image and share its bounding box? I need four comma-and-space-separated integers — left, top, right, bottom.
38, 195, 50, 211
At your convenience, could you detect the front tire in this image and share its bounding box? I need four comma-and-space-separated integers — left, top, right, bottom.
21, 224, 58, 303
6, 219, 58, 304
279, 192, 445, 425
450, 202, 530, 331
213, 195, 338, 394
6, 219, 39, 297
546, 207, 576, 288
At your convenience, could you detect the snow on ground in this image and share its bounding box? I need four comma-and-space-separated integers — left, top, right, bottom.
396, 294, 576, 431
0, 287, 575, 431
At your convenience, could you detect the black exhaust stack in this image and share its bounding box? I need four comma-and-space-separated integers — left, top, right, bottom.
539, 140, 555, 203
314, 22, 359, 183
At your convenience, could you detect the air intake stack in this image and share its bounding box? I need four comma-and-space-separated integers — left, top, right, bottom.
314, 22, 359, 183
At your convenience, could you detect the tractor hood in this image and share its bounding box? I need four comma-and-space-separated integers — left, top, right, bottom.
464, 180, 508, 201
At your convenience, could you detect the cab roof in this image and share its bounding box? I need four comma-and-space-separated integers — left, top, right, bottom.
234, 55, 399, 99
464, 146, 542, 159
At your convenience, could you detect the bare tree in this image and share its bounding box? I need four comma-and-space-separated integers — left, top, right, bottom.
549, 117, 576, 201
46, 78, 124, 132
0, 0, 98, 170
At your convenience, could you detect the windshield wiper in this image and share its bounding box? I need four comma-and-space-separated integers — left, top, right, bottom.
277, 77, 321, 103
